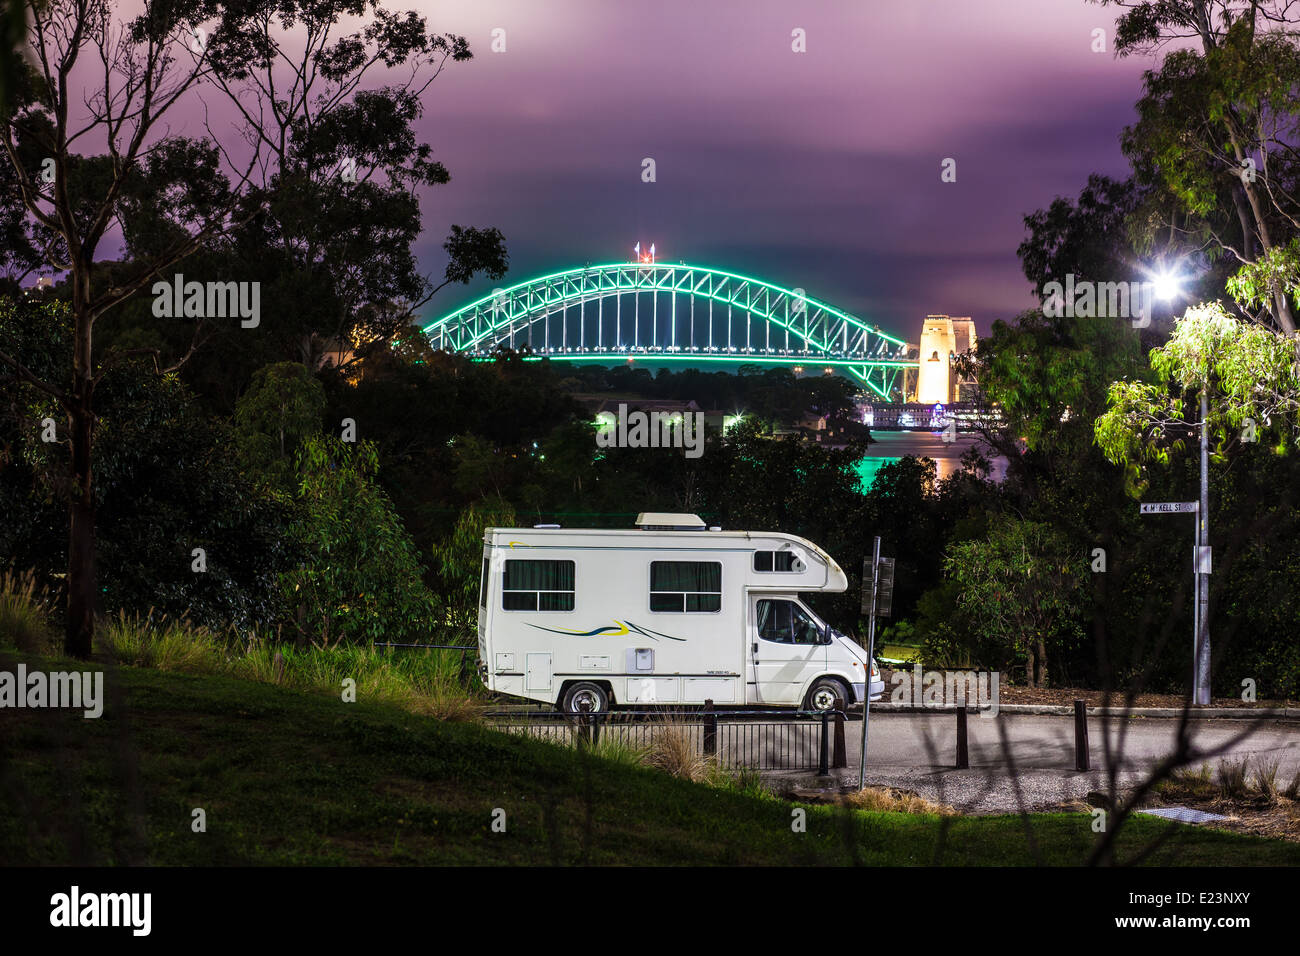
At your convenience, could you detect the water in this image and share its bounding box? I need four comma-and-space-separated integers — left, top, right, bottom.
854, 431, 1008, 490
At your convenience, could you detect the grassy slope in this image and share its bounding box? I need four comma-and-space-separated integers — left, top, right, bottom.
2, 651, 1297, 866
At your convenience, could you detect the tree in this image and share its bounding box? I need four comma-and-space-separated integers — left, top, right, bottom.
0, 0, 28, 115
1097, 0, 1300, 332
0, 295, 295, 628
960, 174, 1153, 499
0, 1, 482, 656
233, 361, 325, 487
1018, 174, 1144, 296
1095, 300, 1300, 483
943, 517, 1088, 687
430, 497, 517, 643
281, 435, 436, 648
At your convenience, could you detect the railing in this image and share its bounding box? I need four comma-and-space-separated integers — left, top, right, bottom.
482, 703, 850, 773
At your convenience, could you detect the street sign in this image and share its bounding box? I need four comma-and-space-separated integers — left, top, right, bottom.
1139, 501, 1198, 515
877, 558, 894, 618
861, 556, 895, 617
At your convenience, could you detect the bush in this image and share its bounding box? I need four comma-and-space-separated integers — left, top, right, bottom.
0, 569, 57, 653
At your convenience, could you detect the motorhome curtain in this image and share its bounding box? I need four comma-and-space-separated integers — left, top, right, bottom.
503, 560, 574, 591
650, 561, 720, 593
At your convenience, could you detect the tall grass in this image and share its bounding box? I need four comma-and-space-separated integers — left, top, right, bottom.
0, 569, 58, 654
101, 611, 221, 670
1253, 757, 1282, 805
644, 720, 714, 782
580, 733, 651, 767
99, 612, 482, 721
1217, 756, 1250, 798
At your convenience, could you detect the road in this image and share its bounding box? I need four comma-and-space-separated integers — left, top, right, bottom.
805, 711, 1300, 813
487, 706, 1300, 813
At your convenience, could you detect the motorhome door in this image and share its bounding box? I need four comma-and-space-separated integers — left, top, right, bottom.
747, 595, 827, 705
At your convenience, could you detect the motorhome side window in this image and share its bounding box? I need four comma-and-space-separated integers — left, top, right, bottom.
502, 559, 575, 611
756, 599, 820, 645
480, 558, 490, 609
649, 561, 721, 613
753, 550, 799, 572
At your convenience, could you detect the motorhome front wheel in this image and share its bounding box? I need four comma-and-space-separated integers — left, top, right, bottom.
804, 678, 848, 712
561, 681, 610, 715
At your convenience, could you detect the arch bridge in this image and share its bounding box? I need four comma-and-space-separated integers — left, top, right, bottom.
423, 262, 915, 399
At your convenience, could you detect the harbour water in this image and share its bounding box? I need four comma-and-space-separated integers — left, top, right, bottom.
854, 430, 1008, 490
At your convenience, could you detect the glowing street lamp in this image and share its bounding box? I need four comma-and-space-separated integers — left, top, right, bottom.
1140, 258, 1210, 704
1152, 270, 1181, 301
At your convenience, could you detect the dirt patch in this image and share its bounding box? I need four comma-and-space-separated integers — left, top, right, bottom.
1053, 788, 1300, 843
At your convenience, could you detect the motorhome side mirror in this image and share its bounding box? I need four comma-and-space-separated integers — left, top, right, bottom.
820, 625, 832, 645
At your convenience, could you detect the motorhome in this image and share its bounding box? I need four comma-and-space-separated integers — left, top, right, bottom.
476, 513, 884, 714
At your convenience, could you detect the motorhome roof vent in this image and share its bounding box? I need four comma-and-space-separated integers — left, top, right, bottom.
534, 523, 560, 529
635, 512, 706, 531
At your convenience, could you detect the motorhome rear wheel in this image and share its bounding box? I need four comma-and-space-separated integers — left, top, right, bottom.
561, 681, 610, 715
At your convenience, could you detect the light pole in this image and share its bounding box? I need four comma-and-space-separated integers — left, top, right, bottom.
1195, 391, 1211, 705
1148, 264, 1211, 704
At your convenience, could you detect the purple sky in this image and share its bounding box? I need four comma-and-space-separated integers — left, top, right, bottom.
411, 0, 1161, 341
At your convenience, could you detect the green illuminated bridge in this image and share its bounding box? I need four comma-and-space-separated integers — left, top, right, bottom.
423, 262, 916, 400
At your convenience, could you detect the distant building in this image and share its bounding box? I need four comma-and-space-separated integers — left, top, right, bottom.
913, 315, 977, 404
572, 395, 702, 420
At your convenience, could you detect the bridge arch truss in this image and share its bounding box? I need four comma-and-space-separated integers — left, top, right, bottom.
423, 262, 914, 399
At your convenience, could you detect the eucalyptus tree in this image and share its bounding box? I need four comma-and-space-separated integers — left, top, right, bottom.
1097, 0, 1300, 333
0, 0, 483, 657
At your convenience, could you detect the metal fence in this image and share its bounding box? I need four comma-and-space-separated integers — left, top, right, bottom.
482, 707, 850, 773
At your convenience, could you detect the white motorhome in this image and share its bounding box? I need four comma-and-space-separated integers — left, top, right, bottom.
476, 513, 884, 714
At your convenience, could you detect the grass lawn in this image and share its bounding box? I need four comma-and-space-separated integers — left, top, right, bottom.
3, 650, 1298, 866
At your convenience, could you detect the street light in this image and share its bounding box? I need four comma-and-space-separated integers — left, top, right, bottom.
1142, 258, 1209, 704
1152, 270, 1181, 301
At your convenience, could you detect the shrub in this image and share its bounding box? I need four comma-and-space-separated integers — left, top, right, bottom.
0, 569, 56, 653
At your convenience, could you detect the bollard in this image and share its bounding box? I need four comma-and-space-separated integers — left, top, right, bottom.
955, 707, 969, 769
1074, 699, 1090, 771
833, 712, 847, 769
818, 710, 830, 776
703, 699, 717, 757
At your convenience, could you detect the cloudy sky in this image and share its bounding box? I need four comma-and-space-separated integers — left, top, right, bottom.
406, 0, 1161, 341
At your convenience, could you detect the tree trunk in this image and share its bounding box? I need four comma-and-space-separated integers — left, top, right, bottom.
1026, 644, 1038, 688
65, 395, 96, 659
65, 271, 97, 659
1036, 637, 1049, 689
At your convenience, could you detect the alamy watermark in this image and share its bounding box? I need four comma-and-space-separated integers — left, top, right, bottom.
889, 664, 1000, 717
50, 886, 150, 936
0, 663, 103, 718
151, 272, 260, 328
1041, 274, 1155, 328
595, 403, 704, 459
